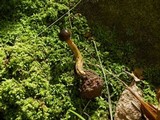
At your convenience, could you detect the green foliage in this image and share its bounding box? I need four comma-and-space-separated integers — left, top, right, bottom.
0, 0, 157, 120
0, 0, 109, 119
138, 81, 158, 105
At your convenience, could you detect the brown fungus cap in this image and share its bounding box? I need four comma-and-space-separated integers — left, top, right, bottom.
58, 29, 71, 41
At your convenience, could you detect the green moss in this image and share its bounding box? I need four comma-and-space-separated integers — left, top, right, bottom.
0, 0, 158, 119
0, 0, 109, 119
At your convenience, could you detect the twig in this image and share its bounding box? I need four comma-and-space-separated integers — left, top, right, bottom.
83, 100, 91, 112
86, 62, 138, 92
37, 0, 82, 37
68, 0, 73, 29
15, 0, 82, 42
125, 71, 141, 82
93, 41, 113, 120
82, 100, 91, 120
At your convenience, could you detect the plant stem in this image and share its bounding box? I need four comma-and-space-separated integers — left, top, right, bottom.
93, 41, 113, 120
69, 110, 86, 120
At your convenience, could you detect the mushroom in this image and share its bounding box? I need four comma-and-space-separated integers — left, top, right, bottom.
58, 29, 103, 99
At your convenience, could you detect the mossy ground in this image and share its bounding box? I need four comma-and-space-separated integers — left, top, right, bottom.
0, 0, 158, 120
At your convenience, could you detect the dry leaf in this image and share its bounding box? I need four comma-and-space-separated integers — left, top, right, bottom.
156, 88, 160, 120
114, 83, 142, 120
114, 70, 158, 120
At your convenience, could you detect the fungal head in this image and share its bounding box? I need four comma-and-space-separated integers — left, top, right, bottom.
59, 29, 71, 41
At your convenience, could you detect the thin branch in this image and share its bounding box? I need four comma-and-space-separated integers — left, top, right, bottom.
93, 41, 113, 120
68, 0, 73, 29
83, 100, 91, 120
125, 71, 141, 82
37, 0, 82, 37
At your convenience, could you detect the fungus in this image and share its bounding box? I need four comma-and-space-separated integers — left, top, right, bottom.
59, 29, 103, 99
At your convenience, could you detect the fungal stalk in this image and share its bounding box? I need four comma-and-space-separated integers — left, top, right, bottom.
59, 29, 85, 76
59, 29, 103, 99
